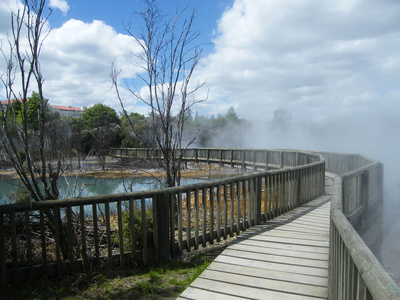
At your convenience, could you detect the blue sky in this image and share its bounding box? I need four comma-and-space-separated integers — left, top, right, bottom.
48, 0, 232, 55
1, 0, 400, 159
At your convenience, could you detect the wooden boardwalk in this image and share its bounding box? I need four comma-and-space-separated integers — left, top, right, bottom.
178, 194, 332, 299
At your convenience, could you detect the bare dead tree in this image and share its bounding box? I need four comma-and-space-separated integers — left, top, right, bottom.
0, 0, 61, 200
111, 0, 206, 188
0, 0, 71, 258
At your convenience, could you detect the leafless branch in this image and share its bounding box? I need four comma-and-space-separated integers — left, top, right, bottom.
110, 0, 206, 188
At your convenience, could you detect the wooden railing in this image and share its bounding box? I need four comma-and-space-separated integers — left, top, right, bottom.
322, 152, 400, 299
322, 151, 384, 224
3, 147, 399, 299
111, 147, 320, 170
0, 148, 325, 284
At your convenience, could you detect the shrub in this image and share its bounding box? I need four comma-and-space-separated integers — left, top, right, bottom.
6, 183, 33, 204
114, 202, 154, 252
18, 149, 26, 163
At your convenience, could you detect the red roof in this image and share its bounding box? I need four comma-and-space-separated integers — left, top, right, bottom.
1, 100, 83, 112
50, 105, 83, 112
0, 99, 25, 105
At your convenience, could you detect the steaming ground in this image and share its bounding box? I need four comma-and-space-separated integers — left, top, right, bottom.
357, 192, 400, 285
377, 194, 400, 285
210, 110, 400, 285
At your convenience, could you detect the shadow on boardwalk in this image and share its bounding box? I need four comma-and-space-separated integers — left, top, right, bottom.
178, 192, 332, 299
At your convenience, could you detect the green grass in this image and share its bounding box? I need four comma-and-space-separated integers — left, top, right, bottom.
0, 244, 227, 300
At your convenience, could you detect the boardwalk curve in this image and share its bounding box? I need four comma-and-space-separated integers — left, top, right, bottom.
178, 194, 331, 299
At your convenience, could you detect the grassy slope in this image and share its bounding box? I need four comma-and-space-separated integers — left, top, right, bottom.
1, 243, 229, 299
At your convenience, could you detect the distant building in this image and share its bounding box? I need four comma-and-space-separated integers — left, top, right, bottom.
0, 99, 23, 106
49, 105, 84, 117
0, 99, 84, 118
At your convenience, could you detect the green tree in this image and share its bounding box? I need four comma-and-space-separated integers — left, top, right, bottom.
81, 103, 120, 129
226, 106, 239, 122
184, 107, 250, 147
120, 112, 149, 148
81, 104, 122, 169
0, 92, 51, 132
26, 92, 50, 130
66, 117, 84, 168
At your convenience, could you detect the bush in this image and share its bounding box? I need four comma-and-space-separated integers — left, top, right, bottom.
115, 202, 154, 252
18, 149, 26, 163
6, 183, 33, 204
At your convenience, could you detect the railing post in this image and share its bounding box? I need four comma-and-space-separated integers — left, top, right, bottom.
361, 170, 369, 225
378, 163, 384, 203
320, 163, 325, 196
249, 178, 254, 227
0, 213, 5, 285
329, 176, 342, 300
296, 169, 302, 207
249, 176, 262, 226
153, 193, 170, 262
255, 176, 262, 225
242, 150, 245, 170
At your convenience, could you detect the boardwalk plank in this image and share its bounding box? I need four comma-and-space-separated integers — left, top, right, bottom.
245, 224, 326, 235
257, 230, 329, 240
268, 224, 329, 234
240, 231, 329, 241
177, 287, 243, 300
268, 227, 329, 237
179, 196, 331, 299
235, 238, 329, 254
289, 218, 330, 225
228, 243, 329, 260
208, 261, 329, 286
284, 224, 329, 231
238, 234, 329, 248
265, 217, 330, 227
215, 255, 328, 277
188, 278, 323, 300
199, 269, 328, 298
244, 223, 330, 234
219, 248, 329, 268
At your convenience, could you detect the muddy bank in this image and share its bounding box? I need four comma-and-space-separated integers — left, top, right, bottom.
0, 157, 245, 181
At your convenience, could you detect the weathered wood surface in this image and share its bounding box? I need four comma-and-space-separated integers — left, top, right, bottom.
178, 195, 331, 300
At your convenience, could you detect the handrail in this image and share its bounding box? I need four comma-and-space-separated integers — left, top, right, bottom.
0, 148, 325, 284
111, 147, 322, 170
1, 147, 399, 298
0, 160, 323, 214
326, 159, 400, 299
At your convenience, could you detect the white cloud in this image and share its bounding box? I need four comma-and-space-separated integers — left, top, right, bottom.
0, 0, 52, 100
196, 0, 400, 193
49, 0, 69, 16
40, 19, 144, 112
3, 0, 400, 124
195, 0, 400, 123
0, 4, 145, 113
0, 2, 15, 36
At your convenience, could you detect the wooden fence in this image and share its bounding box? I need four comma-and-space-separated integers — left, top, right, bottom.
0, 148, 324, 284
3, 147, 399, 299
323, 152, 400, 299
112, 147, 320, 170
